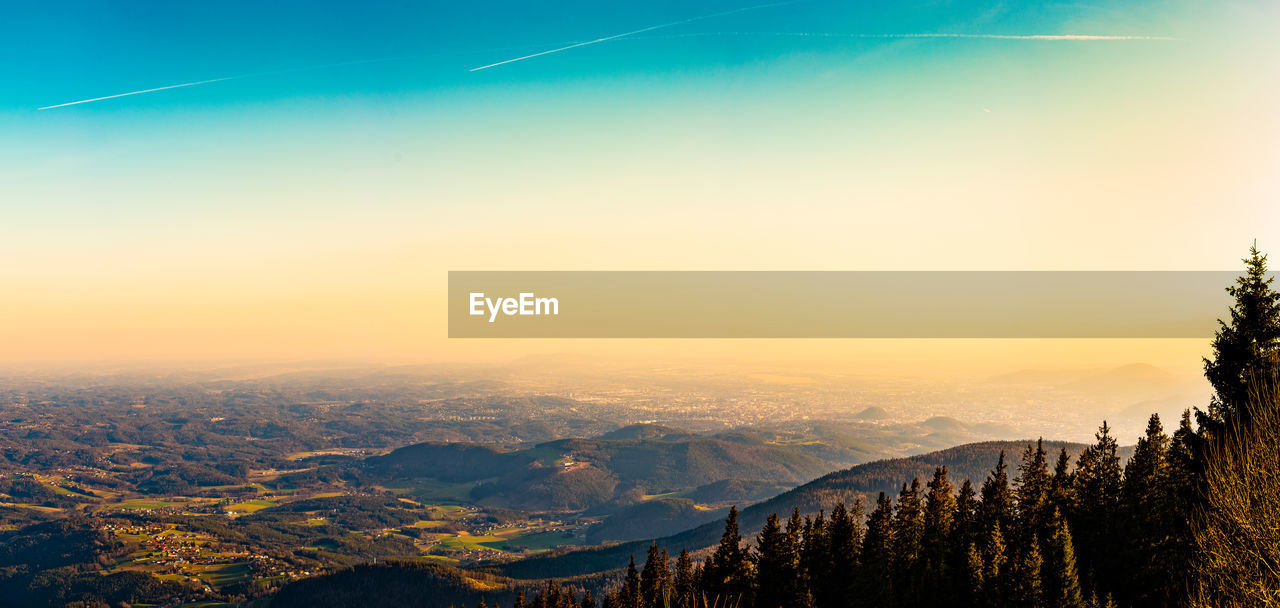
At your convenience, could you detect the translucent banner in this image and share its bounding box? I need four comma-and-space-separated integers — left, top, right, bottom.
447, 271, 1249, 338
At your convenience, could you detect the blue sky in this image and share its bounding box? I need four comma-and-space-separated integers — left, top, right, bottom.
1, 0, 1277, 363
4, 0, 1179, 112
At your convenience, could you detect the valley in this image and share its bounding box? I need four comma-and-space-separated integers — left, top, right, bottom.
0, 361, 1201, 606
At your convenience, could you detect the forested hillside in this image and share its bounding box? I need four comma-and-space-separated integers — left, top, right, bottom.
270, 561, 611, 608
363, 429, 878, 512
279, 246, 1280, 608
493, 440, 1099, 579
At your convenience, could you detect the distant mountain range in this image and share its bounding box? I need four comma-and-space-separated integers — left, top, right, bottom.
986, 363, 1209, 432
362, 431, 840, 512
360, 420, 1022, 513
278, 438, 1134, 604
271, 560, 613, 608
854, 406, 890, 420
494, 439, 1129, 579
987, 363, 1206, 400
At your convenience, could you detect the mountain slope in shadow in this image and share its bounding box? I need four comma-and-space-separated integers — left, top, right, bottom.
494, 439, 1126, 579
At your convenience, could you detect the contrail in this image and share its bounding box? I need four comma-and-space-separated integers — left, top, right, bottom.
38, 77, 238, 110
468, 1, 795, 72
38, 28, 670, 110
36, 56, 414, 111
921, 33, 1176, 40
35, 56, 424, 110
629, 31, 1178, 42
39, 20, 1172, 110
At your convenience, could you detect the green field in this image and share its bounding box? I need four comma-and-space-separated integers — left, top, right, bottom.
403, 479, 484, 504
198, 562, 252, 588
428, 527, 583, 554
500, 529, 581, 551
436, 533, 507, 551
225, 499, 275, 513
105, 498, 191, 510
205, 482, 272, 493
44, 482, 94, 499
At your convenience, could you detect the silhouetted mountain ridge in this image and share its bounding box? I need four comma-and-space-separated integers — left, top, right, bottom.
494, 439, 1131, 579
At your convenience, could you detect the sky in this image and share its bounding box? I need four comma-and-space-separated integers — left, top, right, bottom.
1, 0, 1277, 369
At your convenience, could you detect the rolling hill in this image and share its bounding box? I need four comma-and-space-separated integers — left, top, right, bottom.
585, 497, 725, 544
360, 418, 1038, 513
494, 439, 1124, 579
854, 406, 890, 420
272, 560, 613, 608
363, 434, 840, 511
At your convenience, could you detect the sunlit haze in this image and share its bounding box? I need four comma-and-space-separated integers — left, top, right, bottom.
3, 0, 1277, 369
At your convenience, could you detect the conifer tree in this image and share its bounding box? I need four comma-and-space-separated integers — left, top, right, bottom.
891, 479, 925, 607
1168, 410, 1197, 497
1186, 243, 1280, 602
755, 513, 790, 608
621, 556, 641, 608
1042, 510, 1083, 608
582, 590, 598, 608
1120, 414, 1176, 608
744, 509, 807, 608
951, 479, 981, 605
1203, 242, 1280, 431
547, 581, 563, 608
1124, 416, 1169, 505
981, 452, 1014, 535
1163, 410, 1198, 602
857, 493, 895, 607
953, 478, 978, 546
691, 564, 703, 598
641, 543, 671, 608
921, 466, 956, 606
1014, 439, 1052, 544
1071, 422, 1122, 601
1049, 448, 1074, 518
981, 523, 1008, 607
826, 501, 862, 608
596, 386, 1280, 608
1008, 538, 1044, 608
800, 511, 827, 600
965, 542, 985, 604
660, 551, 671, 606
702, 507, 753, 606
784, 508, 810, 608
673, 549, 696, 608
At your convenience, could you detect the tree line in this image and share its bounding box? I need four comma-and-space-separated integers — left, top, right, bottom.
608, 414, 1189, 608
479, 244, 1280, 608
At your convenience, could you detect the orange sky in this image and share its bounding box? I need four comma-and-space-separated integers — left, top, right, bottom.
2, 1, 1276, 370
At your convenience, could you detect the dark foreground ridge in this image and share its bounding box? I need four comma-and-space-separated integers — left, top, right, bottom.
492, 440, 1104, 579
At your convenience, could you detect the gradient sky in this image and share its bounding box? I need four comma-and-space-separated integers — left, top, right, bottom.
1, 0, 1277, 366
